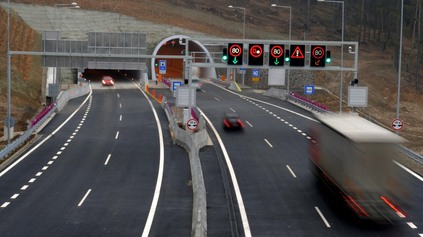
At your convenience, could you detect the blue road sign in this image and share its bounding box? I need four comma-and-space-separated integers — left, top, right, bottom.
159, 60, 167, 74
172, 81, 182, 91
304, 85, 315, 95
252, 69, 260, 77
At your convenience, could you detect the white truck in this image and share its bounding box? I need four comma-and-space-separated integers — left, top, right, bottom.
309, 113, 410, 223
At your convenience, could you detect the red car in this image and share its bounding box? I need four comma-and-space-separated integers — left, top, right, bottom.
223, 113, 245, 130
102, 76, 114, 86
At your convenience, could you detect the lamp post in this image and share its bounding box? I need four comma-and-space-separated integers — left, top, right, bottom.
6, 0, 11, 144
317, 0, 344, 113
396, 0, 404, 120
271, 4, 292, 93
228, 5, 246, 39
228, 5, 246, 86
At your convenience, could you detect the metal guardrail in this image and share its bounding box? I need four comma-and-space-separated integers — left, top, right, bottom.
0, 84, 90, 162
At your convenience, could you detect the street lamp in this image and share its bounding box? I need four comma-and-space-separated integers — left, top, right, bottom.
6, 0, 11, 144
317, 0, 344, 113
396, 0, 404, 120
228, 5, 246, 39
271, 4, 292, 93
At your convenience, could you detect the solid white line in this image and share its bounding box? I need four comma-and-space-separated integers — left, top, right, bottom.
264, 139, 273, 148
1, 202, 10, 208
133, 82, 165, 237
407, 222, 417, 229
229, 107, 236, 112
286, 165, 297, 178
21, 185, 29, 190
104, 154, 112, 165
246, 121, 253, 127
78, 189, 92, 207
11, 194, 19, 199
394, 160, 423, 182
115, 131, 120, 140
315, 206, 331, 228
198, 108, 252, 237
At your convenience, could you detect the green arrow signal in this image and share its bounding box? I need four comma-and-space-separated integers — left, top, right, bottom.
274, 58, 280, 65
232, 57, 238, 64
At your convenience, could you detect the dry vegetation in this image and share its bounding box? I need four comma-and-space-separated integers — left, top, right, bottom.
2, 0, 423, 155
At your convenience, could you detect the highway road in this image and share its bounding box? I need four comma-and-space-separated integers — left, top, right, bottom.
197, 80, 423, 237
0, 77, 422, 237
0, 79, 192, 236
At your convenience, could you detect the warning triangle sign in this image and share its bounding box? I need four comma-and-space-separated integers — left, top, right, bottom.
291, 46, 305, 59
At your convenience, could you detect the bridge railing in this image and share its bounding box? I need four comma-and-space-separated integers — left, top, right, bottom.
0, 84, 90, 163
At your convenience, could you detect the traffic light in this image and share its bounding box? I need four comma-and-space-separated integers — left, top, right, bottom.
154, 60, 158, 67
325, 51, 332, 64
310, 45, 326, 67
248, 44, 264, 66
285, 50, 290, 62
222, 48, 228, 62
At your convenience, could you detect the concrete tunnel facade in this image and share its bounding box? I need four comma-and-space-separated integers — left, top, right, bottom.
151, 35, 217, 82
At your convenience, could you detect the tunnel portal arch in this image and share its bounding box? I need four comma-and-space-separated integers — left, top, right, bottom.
151, 35, 217, 81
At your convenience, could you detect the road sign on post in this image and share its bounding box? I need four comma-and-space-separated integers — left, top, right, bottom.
248, 44, 264, 65
269, 44, 284, 66
310, 45, 326, 67
391, 118, 404, 131
289, 45, 305, 66
159, 60, 167, 74
228, 43, 243, 65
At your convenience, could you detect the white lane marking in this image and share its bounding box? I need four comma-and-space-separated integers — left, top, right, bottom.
1, 202, 10, 208
229, 107, 236, 113
394, 160, 423, 182
286, 165, 297, 178
117, 93, 120, 98
104, 154, 112, 165
214, 97, 220, 101
246, 121, 253, 128
115, 131, 120, 140
64, 143, 69, 146
36, 172, 42, 176
407, 222, 417, 229
56, 151, 62, 155
29, 178, 36, 183
198, 108, 252, 237
119, 103, 122, 108
120, 115, 122, 121
264, 139, 273, 148
133, 82, 165, 237
21, 185, 29, 190
48, 161, 54, 165
52, 156, 58, 160
419, 234, 423, 237
67, 139, 72, 142
72, 132, 77, 136
42, 166, 48, 171
315, 206, 331, 228
11, 194, 19, 199
60, 147, 66, 151
78, 189, 92, 207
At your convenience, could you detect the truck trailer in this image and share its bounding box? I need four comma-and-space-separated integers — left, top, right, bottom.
309, 112, 410, 223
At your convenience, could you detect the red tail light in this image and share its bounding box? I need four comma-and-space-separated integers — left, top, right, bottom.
238, 119, 245, 128
381, 196, 406, 218
344, 195, 369, 217
224, 119, 231, 128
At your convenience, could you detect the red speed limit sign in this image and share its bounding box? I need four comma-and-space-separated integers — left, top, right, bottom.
312, 46, 325, 59
229, 44, 242, 57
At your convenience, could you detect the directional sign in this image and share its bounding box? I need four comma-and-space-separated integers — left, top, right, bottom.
290, 45, 305, 66
187, 118, 199, 130
159, 60, 167, 74
252, 69, 260, 77
171, 81, 182, 91
391, 118, 404, 131
228, 43, 243, 65
310, 45, 326, 67
248, 44, 264, 65
269, 44, 284, 66
304, 85, 315, 95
